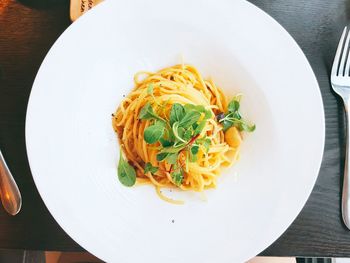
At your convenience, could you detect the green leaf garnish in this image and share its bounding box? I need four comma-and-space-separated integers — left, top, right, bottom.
196, 138, 211, 153
204, 109, 212, 119
172, 122, 187, 143
171, 169, 184, 186
219, 98, 255, 132
222, 119, 233, 132
144, 162, 158, 174
167, 128, 176, 142
136, 101, 227, 183
191, 145, 199, 155
183, 127, 193, 141
139, 102, 164, 122
156, 152, 169, 161
139, 102, 154, 119
190, 154, 198, 162
159, 144, 186, 154
155, 119, 166, 128
144, 123, 165, 144
189, 145, 199, 162
184, 104, 212, 121
238, 123, 256, 132
159, 138, 173, 147
183, 104, 196, 112
202, 139, 211, 152
147, 83, 154, 95
194, 120, 206, 135
170, 103, 185, 126
118, 150, 136, 187
228, 100, 240, 112
184, 104, 205, 113
179, 111, 201, 128
232, 111, 241, 120
165, 153, 178, 164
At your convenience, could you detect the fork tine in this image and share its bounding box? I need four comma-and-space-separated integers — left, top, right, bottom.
332, 27, 347, 76
345, 33, 350, 76
339, 28, 350, 76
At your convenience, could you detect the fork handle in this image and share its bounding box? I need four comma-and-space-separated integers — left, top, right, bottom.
342, 97, 350, 229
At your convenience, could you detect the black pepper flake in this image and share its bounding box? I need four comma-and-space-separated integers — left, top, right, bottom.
111, 113, 115, 117
171, 219, 175, 223
123, 95, 126, 97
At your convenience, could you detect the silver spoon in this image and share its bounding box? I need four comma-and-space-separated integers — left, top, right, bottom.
0, 149, 22, 215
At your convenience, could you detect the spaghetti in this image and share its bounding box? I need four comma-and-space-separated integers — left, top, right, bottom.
112, 64, 254, 203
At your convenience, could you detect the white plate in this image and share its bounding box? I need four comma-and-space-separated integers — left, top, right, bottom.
25, 0, 325, 262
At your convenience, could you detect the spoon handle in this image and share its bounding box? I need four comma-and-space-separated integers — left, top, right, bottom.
0, 150, 22, 215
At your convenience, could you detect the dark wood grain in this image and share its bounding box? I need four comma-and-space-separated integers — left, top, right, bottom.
256, 0, 350, 255
252, 0, 350, 257
0, 0, 349, 257
0, 0, 81, 251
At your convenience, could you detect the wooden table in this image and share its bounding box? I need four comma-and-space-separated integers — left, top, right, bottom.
0, 0, 349, 257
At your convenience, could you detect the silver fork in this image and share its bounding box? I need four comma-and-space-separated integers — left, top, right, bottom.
331, 26, 350, 230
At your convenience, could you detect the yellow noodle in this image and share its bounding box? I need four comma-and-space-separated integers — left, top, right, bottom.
112, 64, 243, 203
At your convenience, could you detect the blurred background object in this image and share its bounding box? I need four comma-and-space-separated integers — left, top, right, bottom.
69, 0, 103, 21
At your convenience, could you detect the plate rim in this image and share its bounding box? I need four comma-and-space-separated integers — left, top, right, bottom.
25, 0, 325, 262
